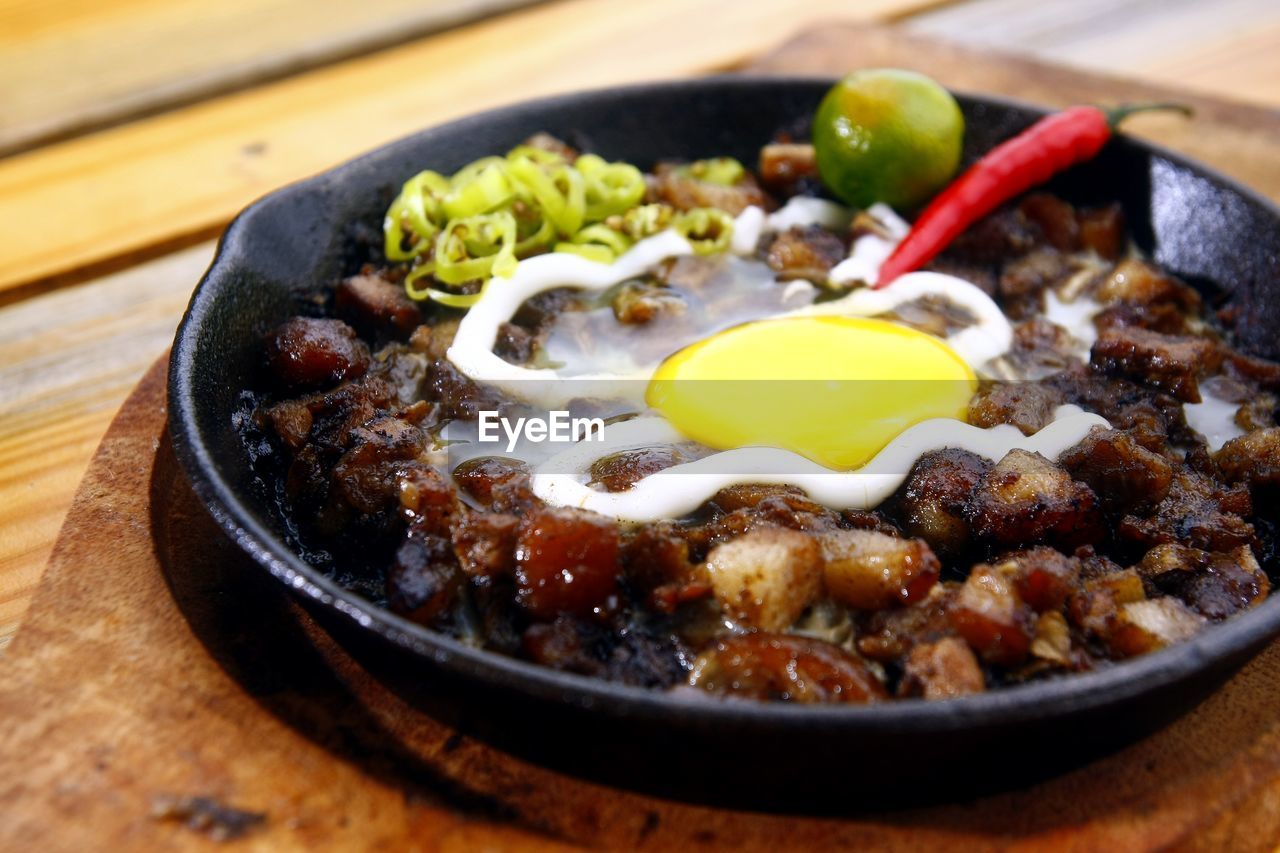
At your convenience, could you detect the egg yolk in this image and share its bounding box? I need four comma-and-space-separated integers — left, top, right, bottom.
645, 316, 977, 469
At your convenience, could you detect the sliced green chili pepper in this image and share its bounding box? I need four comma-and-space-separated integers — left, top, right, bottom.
384, 170, 449, 261
675, 207, 734, 255
619, 203, 674, 240
441, 162, 514, 220
434, 211, 518, 285
554, 242, 615, 263
506, 155, 585, 236
683, 157, 745, 186
579, 156, 646, 221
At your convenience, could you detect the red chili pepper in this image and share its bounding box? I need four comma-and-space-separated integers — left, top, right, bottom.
875, 103, 1190, 288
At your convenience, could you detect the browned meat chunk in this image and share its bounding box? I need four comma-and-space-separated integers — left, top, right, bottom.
967, 382, 1064, 435
999, 248, 1075, 318
336, 272, 421, 339
589, 446, 685, 492
522, 615, 688, 688
1045, 365, 1182, 454
889, 449, 991, 559
647, 165, 770, 215
764, 225, 846, 280
898, 636, 986, 699
514, 507, 620, 619
1091, 327, 1219, 403
265, 317, 370, 391
1095, 258, 1201, 311
758, 143, 818, 196
967, 449, 1103, 550
1141, 544, 1269, 621
397, 464, 459, 536
451, 511, 518, 580
409, 316, 459, 360
1068, 567, 1146, 643
452, 457, 535, 513
1117, 470, 1255, 553
818, 529, 939, 610
1107, 598, 1206, 658
620, 522, 708, 612
704, 527, 823, 631
1093, 302, 1189, 336
1019, 194, 1079, 252
991, 546, 1080, 612
1029, 610, 1075, 667
1235, 393, 1278, 432
1059, 426, 1173, 514
1078, 203, 1124, 260
611, 281, 686, 324
857, 582, 959, 663
493, 322, 533, 364
330, 416, 426, 515
387, 533, 462, 626
1215, 428, 1280, 491
689, 633, 886, 703
948, 564, 1035, 666
263, 399, 313, 450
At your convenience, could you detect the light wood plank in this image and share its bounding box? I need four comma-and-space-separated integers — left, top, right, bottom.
905, 0, 1280, 108
0, 244, 214, 651
0, 0, 948, 301
0, 0, 542, 155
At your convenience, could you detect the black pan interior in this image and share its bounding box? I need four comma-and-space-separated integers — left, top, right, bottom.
168, 77, 1280, 808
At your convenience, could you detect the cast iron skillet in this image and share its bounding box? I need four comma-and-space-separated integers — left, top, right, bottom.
168, 77, 1280, 810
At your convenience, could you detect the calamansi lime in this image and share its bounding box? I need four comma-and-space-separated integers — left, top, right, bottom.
813, 69, 964, 210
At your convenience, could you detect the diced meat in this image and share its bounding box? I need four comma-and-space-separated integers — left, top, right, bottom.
1095, 258, 1201, 311
335, 272, 422, 339
689, 633, 886, 704
387, 533, 463, 625
1078, 203, 1125, 260
330, 416, 426, 515
1164, 546, 1270, 620
1215, 428, 1280, 491
397, 464, 459, 536
408, 317, 459, 361
589, 446, 685, 492
967, 382, 1064, 435
1045, 365, 1183, 455
611, 281, 686, 324
758, 143, 818, 196
1068, 567, 1146, 644
450, 511, 518, 580
703, 527, 823, 631
522, 615, 688, 688
620, 522, 708, 612
1234, 393, 1278, 432
898, 636, 986, 699
999, 248, 1075, 318
452, 457, 536, 513
817, 529, 939, 610
888, 449, 991, 559
764, 225, 846, 280
992, 546, 1080, 612
424, 359, 506, 421
1107, 597, 1206, 658
263, 399, 313, 450
1059, 426, 1173, 514
967, 449, 1103, 550
857, 582, 959, 663
647, 165, 770, 215
1091, 326, 1219, 403
514, 506, 620, 619
493, 322, 533, 364
1093, 302, 1189, 336
1116, 470, 1255, 553
948, 564, 1036, 666
265, 317, 370, 391
1019, 194, 1079, 252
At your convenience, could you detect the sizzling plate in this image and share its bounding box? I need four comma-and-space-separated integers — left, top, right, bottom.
168, 78, 1280, 809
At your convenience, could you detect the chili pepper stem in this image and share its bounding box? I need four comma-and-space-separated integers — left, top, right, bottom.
1102, 102, 1193, 128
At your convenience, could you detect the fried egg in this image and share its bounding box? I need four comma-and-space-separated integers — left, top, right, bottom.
444, 198, 1110, 521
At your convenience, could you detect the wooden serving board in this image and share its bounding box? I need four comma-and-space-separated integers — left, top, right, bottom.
6, 23, 1280, 851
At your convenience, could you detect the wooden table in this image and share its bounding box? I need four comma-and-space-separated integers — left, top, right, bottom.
1, 5, 1279, 653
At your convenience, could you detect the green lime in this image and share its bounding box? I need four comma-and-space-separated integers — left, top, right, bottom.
812, 69, 964, 210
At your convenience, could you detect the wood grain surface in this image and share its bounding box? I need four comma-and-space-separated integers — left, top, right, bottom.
3, 360, 1280, 850
0, 0, 944, 301
0, 0, 541, 156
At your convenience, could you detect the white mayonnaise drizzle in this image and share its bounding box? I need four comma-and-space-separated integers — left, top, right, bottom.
1184, 390, 1245, 452
532, 405, 1108, 522
445, 200, 1013, 405
1044, 288, 1103, 357
829, 203, 911, 287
